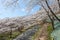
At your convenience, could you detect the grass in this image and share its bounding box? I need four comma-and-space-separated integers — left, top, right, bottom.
47, 24, 54, 40
0, 23, 54, 40
31, 29, 41, 40
31, 23, 53, 40
0, 31, 20, 40
0, 25, 37, 40
0, 29, 29, 40
31, 25, 41, 40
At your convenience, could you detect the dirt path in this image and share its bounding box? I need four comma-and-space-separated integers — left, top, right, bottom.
35, 23, 50, 40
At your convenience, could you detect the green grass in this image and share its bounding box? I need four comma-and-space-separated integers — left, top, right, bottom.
0, 24, 54, 40
0, 25, 37, 40
47, 24, 53, 40
31, 24, 53, 40
0, 31, 20, 40
31, 25, 41, 40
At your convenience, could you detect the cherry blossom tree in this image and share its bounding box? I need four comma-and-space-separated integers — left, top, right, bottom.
4, 0, 60, 29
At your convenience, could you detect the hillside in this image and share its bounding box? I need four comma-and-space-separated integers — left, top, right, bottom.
0, 9, 60, 40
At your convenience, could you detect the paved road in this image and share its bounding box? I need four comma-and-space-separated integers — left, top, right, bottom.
13, 25, 40, 40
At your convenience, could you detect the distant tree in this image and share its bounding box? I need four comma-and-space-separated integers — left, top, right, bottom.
25, 0, 60, 29
18, 25, 24, 32
8, 23, 16, 38
4, 0, 60, 29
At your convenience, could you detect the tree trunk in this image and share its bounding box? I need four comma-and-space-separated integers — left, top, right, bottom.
41, 4, 55, 29
52, 17, 54, 29
57, 0, 60, 8
47, 13, 54, 29
45, 0, 60, 22
10, 28, 12, 38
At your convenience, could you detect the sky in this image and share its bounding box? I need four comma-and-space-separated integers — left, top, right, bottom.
0, 0, 40, 19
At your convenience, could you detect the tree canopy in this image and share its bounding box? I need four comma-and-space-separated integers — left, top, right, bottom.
3, 0, 60, 29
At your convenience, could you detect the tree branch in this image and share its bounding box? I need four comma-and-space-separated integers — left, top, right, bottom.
45, 0, 60, 22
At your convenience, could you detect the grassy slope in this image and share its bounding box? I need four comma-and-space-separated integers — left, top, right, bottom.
0, 25, 37, 40
0, 23, 54, 40
47, 24, 53, 40
31, 25, 41, 40
31, 23, 53, 40
0, 31, 20, 40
